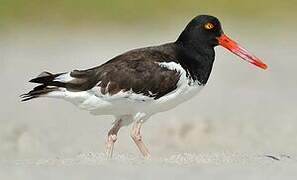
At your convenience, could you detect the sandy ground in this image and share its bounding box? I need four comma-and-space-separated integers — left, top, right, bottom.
0, 24, 297, 179
1, 153, 297, 180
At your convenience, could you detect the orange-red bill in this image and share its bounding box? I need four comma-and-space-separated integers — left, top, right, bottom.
217, 34, 268, 70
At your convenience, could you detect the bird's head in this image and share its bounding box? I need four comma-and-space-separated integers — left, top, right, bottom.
177, 15, 267, 70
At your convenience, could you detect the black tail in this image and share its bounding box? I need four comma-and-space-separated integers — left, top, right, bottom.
20, 85, 59, 101
29, 71, 64, 85
21, 71, 63, 102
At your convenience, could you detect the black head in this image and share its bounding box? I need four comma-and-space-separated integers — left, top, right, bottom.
176, 15, 267, 70
177, 15, 223, 48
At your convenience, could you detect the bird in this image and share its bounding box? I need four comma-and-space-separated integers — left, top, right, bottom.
21, 15, 267, 158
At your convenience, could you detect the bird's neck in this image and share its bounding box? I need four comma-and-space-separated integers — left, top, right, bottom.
174, 41, 215, 85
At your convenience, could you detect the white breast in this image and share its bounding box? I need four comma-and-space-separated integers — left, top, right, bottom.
147, 62, 204, 113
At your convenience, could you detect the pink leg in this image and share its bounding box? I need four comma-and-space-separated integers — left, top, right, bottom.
130, 121, 150, 157
105, 119, 122, 158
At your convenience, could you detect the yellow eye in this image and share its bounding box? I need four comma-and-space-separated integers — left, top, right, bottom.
204, 23, 214, 30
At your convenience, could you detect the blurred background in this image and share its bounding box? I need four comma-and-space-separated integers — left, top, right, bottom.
1, 0, 297, 161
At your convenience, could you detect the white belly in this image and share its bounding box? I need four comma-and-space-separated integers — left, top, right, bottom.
72, 83, 203, 116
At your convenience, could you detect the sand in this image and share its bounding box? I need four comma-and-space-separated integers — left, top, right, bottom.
1, 153, 297, 180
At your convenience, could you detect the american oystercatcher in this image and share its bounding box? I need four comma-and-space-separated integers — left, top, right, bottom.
21, 15, 267, 158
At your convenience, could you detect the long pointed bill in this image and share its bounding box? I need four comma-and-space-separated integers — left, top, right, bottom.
217, 34, 267, 70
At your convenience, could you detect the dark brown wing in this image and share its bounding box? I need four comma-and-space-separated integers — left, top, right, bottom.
72, 46, 181, 99
27, 45, 181, 100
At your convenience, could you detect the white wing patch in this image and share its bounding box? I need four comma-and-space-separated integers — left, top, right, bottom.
158, 61, 183, 71
157, 61, 200, 86
90, 86, 154, 102
54, 72, 75, 83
